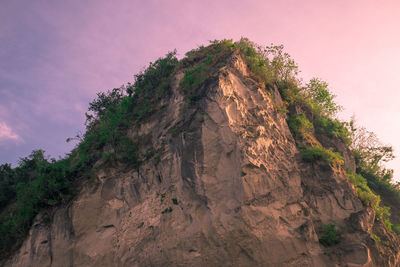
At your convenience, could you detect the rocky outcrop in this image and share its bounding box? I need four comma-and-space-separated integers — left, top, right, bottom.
5, 52, 400, 266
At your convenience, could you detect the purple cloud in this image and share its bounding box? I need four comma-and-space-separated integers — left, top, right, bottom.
0, 122, 21, 143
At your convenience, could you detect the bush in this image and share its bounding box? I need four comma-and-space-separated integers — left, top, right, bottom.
133, 51, 178, 101
319, 224, 340, 246
393, 224, 400, 235
304, 78, 342, 117
235, 38, 299, 85
287, 113, 313, 139
346, 172, 392, 228
181, 64, 207, 92
347, 172, 378, 205
314, 116, 351, 145
86, 87, 126, 122
0, 150, 74, 256
0, 163, 16, 209
161, 207, 173, 214
300, 145, 344, 167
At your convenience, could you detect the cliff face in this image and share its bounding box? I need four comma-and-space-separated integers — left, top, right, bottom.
5, 52, 400, 266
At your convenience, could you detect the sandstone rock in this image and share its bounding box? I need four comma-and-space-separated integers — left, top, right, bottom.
5, 52, 400, 267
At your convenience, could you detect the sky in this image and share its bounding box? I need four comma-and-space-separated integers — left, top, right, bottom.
1, 0, 400, 180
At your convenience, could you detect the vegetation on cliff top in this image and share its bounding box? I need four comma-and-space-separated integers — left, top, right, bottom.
0, 38, 399, 257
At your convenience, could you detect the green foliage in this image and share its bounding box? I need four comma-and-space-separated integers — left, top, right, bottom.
119, 138, 141, 168
347, 120, 399, 232
172, 198, 178, 205
314, 116, 351, 145
153, 153, 161, 165
181, 64, 207, 92
276, 105, 288, 114
234, 39, 350, 153
205, 54, 213, 65
0, 150, 74, 256
393, 224, 400, 235
86, 87, 126, 122
235, 38, 299, 85
0, 164, 16, 209
287, 113, 313, 139
319, 224, 341, 246
346, 172, 392, 229
347, 172, 380, 207
350, 123, 394, 183
179, 40, 236, 104
144, 149, 155, 160
300, 145, 344, 167
304, 78, 342, 117
185, 45, 206, 57
371, 233, 382, 244
78, 51, 178, 168
134, 51, 178, 98
161, 207, 173, 214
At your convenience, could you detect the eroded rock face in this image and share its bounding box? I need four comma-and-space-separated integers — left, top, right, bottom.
6, 53, 400, 266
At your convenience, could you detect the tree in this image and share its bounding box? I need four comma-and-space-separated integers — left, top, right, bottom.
304, 78, 342, 117
349, 119, 395, 182
87, 87, 126, 122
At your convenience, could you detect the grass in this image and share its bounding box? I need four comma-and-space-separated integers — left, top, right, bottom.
314, 115, 351, 145
346, 172, 392, 229
300, 145, 344, 167
287, 113, 313, 139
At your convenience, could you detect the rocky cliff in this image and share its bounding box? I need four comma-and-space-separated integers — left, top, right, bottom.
5, 42, 400, 266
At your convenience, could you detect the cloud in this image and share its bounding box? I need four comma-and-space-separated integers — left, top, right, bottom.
0, 122, 21, 142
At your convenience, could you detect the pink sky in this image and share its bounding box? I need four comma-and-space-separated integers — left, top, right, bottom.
1, 0, 400, 179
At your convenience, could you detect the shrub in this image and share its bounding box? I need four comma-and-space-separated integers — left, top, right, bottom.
0, 163, 16, 209
119, 138, 140, 169
347, 172, 378, 205
371, 233, 382, 244
235, 38, 299, 85
346, 172, 392, 228
133, 51, 178, 101
162, 207, 173, 214
287, 113, 313, 139
86, 87, 126, 122
300, 145, 344, 167
350, 123, 394, 183
0, 150, 74, 256
319, 224, 340, 246
314, 116, 351, 145
304, 78, 342, 117
393, 224, 400, 235
181, 64, 207, 92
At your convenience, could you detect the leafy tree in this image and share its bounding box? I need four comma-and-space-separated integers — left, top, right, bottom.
304, 78, 342, 117
265, 44, 299, 82
0, 164, 15, 209
86, 86, 126, 125
133, 50, 178, 100
235, 38, 300, 85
